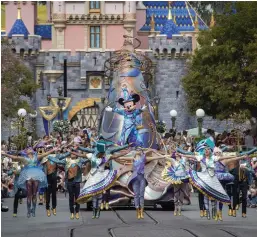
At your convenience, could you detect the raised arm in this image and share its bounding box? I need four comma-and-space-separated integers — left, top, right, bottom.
223, 155, 247, 164
48, 155, 66, 165
78, 146, 94, 153
38, 148, 57, 160
56, 152, 71, 160
70, 151, 92, 159
1, 152, 25, 163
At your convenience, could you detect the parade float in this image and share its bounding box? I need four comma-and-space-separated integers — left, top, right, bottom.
98, 35, 180, 210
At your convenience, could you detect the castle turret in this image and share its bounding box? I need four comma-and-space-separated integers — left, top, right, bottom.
123, 1, 137, 40
52, 1, 66, 49
8, 2, 29, 38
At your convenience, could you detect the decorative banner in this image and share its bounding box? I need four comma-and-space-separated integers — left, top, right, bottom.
68, 98, 101, 121
42, 117, 49, 136
50, 97, 71, 111
89, 76, 102, 89
39, 106, 59, 121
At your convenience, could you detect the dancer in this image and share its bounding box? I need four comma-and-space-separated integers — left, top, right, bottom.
7, 162, 25, 217
105, 93, 147, 147
162, 151, 190, 216
213, 147, 246, 221
181, 144, 240, 220
230, 157, 252, 218
41, 146, 70, 217
2, 147, 56, 218
47, 149, 89, 220
76, 140, 130, 219
117, 148, 170, 219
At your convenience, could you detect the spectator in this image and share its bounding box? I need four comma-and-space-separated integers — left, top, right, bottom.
245, 130, 254, 150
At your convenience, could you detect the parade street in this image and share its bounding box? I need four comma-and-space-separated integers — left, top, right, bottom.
1, 194, 256, 237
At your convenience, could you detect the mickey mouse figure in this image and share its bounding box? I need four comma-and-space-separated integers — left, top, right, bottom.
105, 93, 147, 147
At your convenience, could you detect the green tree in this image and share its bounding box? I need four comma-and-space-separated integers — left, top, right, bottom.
182, 2, 257, 121
1, 40, 39, 118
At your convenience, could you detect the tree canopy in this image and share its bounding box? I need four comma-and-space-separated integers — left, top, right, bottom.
1, 40, 39, 118
182, 2, 257, 120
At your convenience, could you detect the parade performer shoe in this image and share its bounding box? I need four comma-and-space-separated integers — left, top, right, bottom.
75, 213, 79, 220
204, 210, 207, 217
140, 208, 144, 219
105, 202, 109, 210
13, 213, 17, 217
218, 211, 223, 221
70, 213, 74, 220
228, 209, 232, 216
200, 210, 204, 218
92, 209, 96, 219
232, 210, 236, 217
174, 211, 177, 216
178, 206, 182, 216
52, 208, 56, 216
207, 211, 211, 220
136, 208, 141, 219
96, 208, 100, 219
47, 210, 51, 217
242, 213, 247, 218
27, 212, 31, 218
100, 203, 104, 210
31, 209, 36, 217
212, 208, 217, 219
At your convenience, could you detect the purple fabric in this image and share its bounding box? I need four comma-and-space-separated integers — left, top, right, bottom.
133, 154, 146, 175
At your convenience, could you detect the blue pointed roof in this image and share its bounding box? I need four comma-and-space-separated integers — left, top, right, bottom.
140, 1, 208, 32
8, 19, 29, 38
160, 19, 180, 39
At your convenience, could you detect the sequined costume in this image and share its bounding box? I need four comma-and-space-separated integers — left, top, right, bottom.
76, 140, 129, 219
47, 154, 88, 218
17, 154, 47, 191
162, 157, 189, 215
189, 156, 230, 204
112, 107, 144, 147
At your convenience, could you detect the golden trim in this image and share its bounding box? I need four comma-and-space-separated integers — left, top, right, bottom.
38, 106, 59, 121
89, 9, 101, 14
68, 98, 101, 121
50, 97, 71, 111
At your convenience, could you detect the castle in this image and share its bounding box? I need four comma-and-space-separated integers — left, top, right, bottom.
1, 1, 231, 140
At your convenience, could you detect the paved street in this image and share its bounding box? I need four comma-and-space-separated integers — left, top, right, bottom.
2, 194, 256, 237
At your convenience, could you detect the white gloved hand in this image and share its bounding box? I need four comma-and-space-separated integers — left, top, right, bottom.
105, 106, 113, 112
141, 105, 147, 111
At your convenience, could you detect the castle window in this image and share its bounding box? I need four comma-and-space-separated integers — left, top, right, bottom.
176, 91, 179, 99
89, 1, 100, 13
90, 26, 101, 48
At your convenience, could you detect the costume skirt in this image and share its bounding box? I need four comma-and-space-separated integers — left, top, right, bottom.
162, 166, 189, 184
189, 170, 230, 204
77, 169, 117, 204
17, 166, 48, 190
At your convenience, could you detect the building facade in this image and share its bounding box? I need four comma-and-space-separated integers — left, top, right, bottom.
1, 1, 231, 140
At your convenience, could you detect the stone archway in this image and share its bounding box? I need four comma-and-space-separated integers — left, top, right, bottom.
68, 98, 101, 129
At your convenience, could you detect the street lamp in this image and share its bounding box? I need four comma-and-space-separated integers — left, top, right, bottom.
47, 94, 52, 105
153, 94, 160, 120
57, 86, 65, 120
18, 108, 27, 128
170, 109, 177, 129
57, 85, 63, 96
196, 109, 205, 137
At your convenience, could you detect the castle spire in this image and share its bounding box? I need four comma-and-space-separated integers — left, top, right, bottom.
210, 12, 215, 27
168, 1, 173, 20
194, 14, 199, 31
17, 1, 21, 19
150, 14, 155, 31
